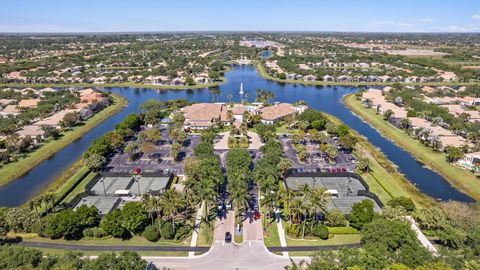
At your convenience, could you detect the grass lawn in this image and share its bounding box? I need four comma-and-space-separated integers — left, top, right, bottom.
29, 247, 188, 257
263, 218, 281, 247
196, 221, 214, 247
343, 94, 480, 202
285, 234, 362, 247
234, 234, 243, 244
61, 171, 97, 204
0, 94, 127, 187
16, 234, 190, 247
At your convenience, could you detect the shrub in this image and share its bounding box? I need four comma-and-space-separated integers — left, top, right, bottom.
312, 224, 329, 239
175, 225, 191, 240
327, 226, 358, 235
387, 197, 416, 212
325, 209, 347, 227
161, 222, 175, 239
83, 228, 94, 238
142, 225, 159, 242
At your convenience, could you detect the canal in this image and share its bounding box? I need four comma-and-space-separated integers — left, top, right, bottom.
0, 64, 472, 206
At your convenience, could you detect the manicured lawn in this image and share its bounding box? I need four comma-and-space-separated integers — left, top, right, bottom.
344, 94, 480, 202
196, 221, 214, 247
262, 218, 281, 247
17, 234, 190, 247
30, 247, 188, 257
285, 234, 362, 247
234, 234, 243, 244
0, 94, 127, 187
61, 171, 97, 204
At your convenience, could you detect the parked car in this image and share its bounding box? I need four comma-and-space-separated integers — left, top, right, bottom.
225, 232, 232, 243
254, 210, 261, 220
217, 201, 224, 211
225, 201, 232, 210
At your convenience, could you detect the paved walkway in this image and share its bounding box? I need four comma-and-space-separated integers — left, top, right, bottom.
405, 216, 438, 256
189, 201, 205, 257
275, 209, 289, 257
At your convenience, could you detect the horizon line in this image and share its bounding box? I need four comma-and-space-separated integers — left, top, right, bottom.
1, 30, 480, 35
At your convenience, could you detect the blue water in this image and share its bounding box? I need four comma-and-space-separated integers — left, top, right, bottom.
0, 65, 472, 206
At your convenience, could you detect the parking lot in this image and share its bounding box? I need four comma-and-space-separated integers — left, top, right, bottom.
106, 127, 200, 175
279, 135, 356, 173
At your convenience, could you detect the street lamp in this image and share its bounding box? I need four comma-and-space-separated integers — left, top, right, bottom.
100, 179, 106, 196
346, 178, 352, 197
135, 175, 141, 195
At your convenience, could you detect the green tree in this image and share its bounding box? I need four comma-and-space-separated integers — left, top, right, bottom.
121, 202, 149, 235
85, 153, 106, 172
100, 209, 127, 238
349, 199, 374, 230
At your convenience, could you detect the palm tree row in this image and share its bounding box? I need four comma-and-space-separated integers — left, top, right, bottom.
141, 188, 196, 235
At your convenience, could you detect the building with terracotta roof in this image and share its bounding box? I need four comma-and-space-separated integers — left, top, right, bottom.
18, 99, 40, 108
257, 103, 305, 124
182, 103, 229, 130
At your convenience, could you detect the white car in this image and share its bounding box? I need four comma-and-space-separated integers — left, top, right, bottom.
225, 201, 232, 210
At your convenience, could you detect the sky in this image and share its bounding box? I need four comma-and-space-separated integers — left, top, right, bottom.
1, 0, 480, 33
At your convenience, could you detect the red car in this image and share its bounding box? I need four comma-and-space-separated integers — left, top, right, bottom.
254, 211, 261, 220
132, 167, 142, 175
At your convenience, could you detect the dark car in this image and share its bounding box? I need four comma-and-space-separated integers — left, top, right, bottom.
225, 232, 232, 243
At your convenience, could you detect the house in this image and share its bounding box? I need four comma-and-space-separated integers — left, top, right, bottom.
286, 74, 297, 80
79, 108, 94, 120
92, 76, 107, 84
18, 99, 40, 109
457, 152, 480, 171
17, 125, 45, 143
110, 75, 123, 83
171, 77, 185, 86
323, 75, 334, 81
303, 75, 317, 81
193, 76, 211, 84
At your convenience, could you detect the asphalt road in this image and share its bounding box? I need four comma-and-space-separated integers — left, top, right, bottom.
147, 241, 308, 270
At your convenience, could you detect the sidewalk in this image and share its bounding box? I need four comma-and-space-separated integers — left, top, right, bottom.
275, 209, 289, 257
405, 216, 438, 256
189, 201, 205, 257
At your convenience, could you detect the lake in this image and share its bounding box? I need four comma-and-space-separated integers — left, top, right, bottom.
0, 64, 472, 206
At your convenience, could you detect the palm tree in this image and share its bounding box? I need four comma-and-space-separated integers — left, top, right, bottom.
277, 186, 293, 223
261, 190, 277, 230
160, 189, 183, 234
27, 198, 43, 233
43, 193, 56, 213
141, 194, 155, 225
310, 188, 328, 222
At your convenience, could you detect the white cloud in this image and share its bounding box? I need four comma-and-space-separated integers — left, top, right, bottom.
473, 14, 480, 20
419, 18, 434, 23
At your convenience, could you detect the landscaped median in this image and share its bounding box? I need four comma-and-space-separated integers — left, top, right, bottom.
0, 93, 127, 188
343, 93, 480, 202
